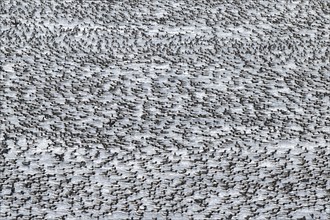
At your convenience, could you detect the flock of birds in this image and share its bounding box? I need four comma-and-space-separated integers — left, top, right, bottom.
1, 0, 329, 219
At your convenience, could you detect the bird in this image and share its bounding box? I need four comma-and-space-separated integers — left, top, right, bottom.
1, 0, 328, 219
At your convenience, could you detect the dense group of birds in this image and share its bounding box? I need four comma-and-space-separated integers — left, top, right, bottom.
1, 0, 329, 219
